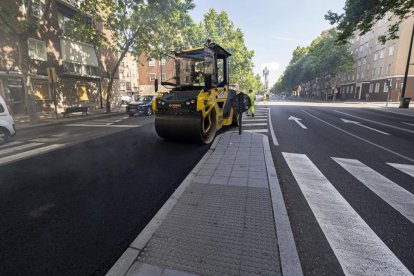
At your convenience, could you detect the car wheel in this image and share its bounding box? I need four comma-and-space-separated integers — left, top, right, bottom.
0, 128, 9, 145
146, 107, 153, 116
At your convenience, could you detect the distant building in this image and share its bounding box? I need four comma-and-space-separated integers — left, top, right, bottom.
337, 14, 414, 101
137, 55, 175, 96
119, 52, 139, 95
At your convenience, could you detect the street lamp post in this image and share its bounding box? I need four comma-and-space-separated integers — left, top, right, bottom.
400, 23, 414, 108
263, 67, 269, 99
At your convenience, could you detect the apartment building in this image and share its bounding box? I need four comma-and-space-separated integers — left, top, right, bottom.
119, 52, 139, 95
337, 15, 414, 101
0, 0, 120, 115
137, 55, 175, 96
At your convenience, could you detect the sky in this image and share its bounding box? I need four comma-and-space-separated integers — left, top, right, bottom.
189, 0, 346, 86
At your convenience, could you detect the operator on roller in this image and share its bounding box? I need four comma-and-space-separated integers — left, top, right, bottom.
247, 89, 256, 117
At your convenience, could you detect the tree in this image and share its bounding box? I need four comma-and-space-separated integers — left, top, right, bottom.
325, 0, 414, 44
271, 29, 353, 98
0, 0, 53, 122
184, 9, 263, 92
73, 0, 194, 112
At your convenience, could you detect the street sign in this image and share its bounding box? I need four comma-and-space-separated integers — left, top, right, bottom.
47, 67, 58, 84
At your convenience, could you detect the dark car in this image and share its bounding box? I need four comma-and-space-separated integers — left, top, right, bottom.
126, 95, 154, 116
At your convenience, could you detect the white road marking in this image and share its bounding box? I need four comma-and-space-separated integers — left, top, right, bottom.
250, 115, 267, 118
65, 124, 140, 128
245, 129, 268, 133
387, 163, 414, 178
0, 144, 65, 166
263, 107, 279, 146
123, 116, 129, 119
283, 152, 412, 276
301, 109, 414, 163
288, 116, 307, 129
333, 158, 414, 223
243, 123, 268, 127
52, 132, 69, 137
402, 122, 414, 127
340, 118, 390, 135
333, 110, 414, 134
243, 119, 267, 122
29, 138, 60, 143
0, 141, 23, 148
0, 142, 43, 156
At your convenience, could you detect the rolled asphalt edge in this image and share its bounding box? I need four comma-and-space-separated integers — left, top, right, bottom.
106, 132, 303, 276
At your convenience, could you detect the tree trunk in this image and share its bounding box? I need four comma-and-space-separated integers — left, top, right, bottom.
17, 36, 39, 123
106, 76, 114, 113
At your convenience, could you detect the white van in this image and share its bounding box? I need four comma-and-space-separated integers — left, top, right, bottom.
0, 96, 16, 145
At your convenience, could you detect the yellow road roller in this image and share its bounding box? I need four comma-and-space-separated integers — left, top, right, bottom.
152, 42, 238, 144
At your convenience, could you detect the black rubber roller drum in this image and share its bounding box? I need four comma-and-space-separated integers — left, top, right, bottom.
155, 113, 216, 144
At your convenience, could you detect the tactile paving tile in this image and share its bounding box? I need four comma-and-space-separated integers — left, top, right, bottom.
138, 184, 281, 275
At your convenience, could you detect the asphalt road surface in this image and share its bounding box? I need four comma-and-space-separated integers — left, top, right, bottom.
267, 104, 414, 275
0, 114, 209, 275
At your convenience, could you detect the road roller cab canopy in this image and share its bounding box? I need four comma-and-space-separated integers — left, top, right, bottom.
161, 43, 231, 91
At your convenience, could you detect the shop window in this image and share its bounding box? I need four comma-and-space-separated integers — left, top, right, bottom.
369, 84, 373, 93
375, 83, 380, 93
78, 85, 89, 101
34, 82, 51, 100
383, 83, 389, 93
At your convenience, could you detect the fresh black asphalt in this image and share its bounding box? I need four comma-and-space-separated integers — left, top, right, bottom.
0, 118, 209, 275
268, 105, 414, 275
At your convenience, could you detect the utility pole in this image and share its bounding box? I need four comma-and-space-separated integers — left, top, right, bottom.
400, 23, 414, 108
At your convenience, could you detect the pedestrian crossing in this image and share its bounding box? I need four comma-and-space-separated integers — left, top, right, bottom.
0, 140, 65, 166
243, 108, 270, 134
282, 152, 414, 275
64, 116, 136, 128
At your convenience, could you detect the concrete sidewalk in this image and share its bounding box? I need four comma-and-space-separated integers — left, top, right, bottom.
14, 107, 126, 130
107, 132, 302, 276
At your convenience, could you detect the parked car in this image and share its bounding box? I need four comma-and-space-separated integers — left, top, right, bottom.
0, 96, 16, 145
126, 95, 154, 116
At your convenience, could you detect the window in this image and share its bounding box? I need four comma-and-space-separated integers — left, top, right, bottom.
160, 59, 166, 66
0, 102, 4, 113
362, 57, 367, 65
375, 83, 380, 93
369, 83, 373, 93
367, 63, 370, 70
126, 82, 131, 90
24, 0, 42, 18
379, 49, 384, 59
28, 38, 47, 61
149, 59, 155, 67
63, 61, 82, 74
161, 73, 166, 81
379, 67, 383, 76
386, 64, 392, 75
149, 73, 156, 81
383, 83, 389, 93
361, 71, 365, 78
85, 65, 98, 76
388, 45, 395, 56
374, 51, 379, 61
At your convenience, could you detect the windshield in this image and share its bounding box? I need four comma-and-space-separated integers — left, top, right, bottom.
161, 48, 214, 88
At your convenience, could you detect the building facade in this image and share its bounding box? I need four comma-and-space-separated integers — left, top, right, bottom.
337, 15, 414, 101
137, 55, 175, 96
0, 0, 120, 115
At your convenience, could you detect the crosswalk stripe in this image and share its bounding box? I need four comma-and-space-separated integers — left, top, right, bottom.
387, 163, 414, 178
0, 144, 65, 166
283, 152, 411, 276
245, 129, 268, 133
243, 119, 267, 122
0, 142, 43, 156
333, 158, 414, 224
65, 124, 140, 128
29, 138, 60, 143
243, 123, 268, 127
0, 141, 23, 148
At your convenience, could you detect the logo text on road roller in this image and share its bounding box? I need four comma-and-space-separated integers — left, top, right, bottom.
169, 104, 182, 108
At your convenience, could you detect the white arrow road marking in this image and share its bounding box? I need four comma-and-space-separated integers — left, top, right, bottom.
402, 122, 414, 127
341, 118, 390, 135
283, 152, 412, 276
288, 116, 307, 129
334, 110, 414, 134
333, 158, 414, 224
387, 163, 414, 178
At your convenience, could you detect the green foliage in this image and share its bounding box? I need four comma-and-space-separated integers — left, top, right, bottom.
183, 9, 263, 92
271, 29, 353, 94
325, 0, 414, 44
